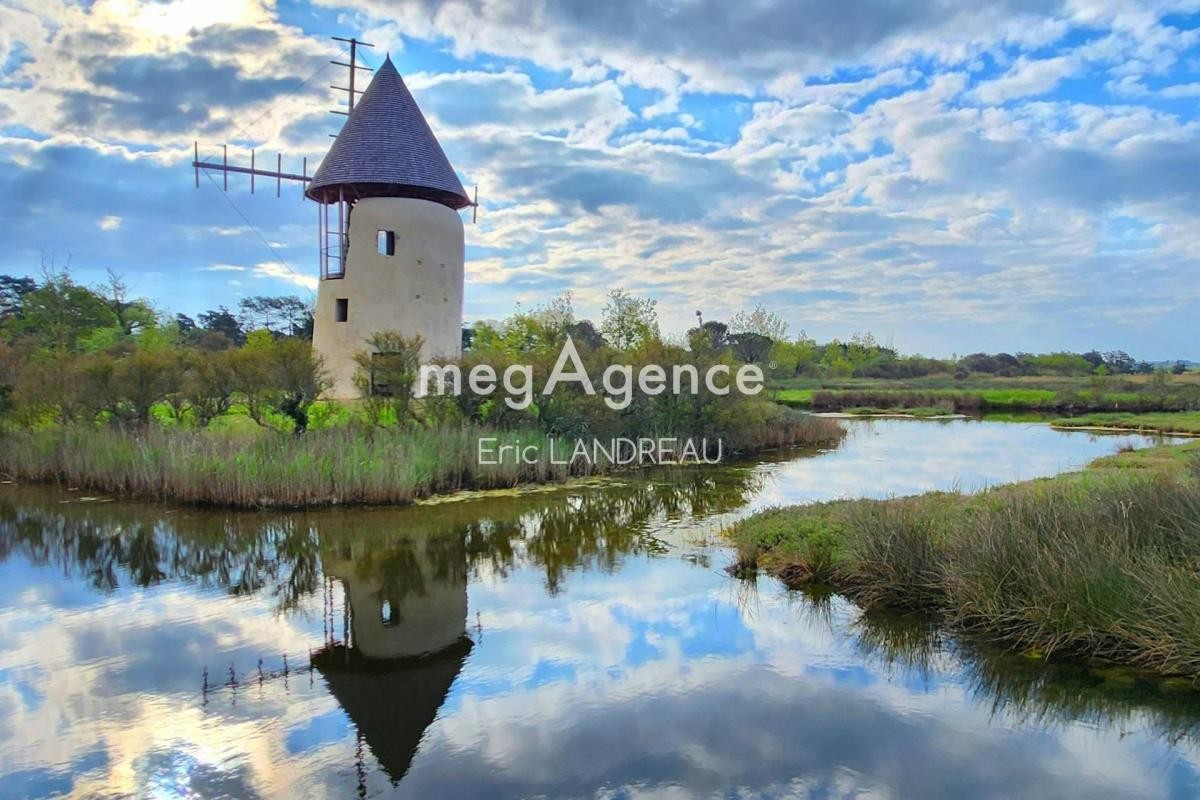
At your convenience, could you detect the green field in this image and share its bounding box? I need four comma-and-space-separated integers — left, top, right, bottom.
773, 389, 814, 406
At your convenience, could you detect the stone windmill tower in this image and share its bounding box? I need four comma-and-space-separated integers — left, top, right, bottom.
194, 41, 472, 399
306, 55, 472, 398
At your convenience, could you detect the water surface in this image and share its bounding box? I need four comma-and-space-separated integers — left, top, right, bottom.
1, 419, 1197, 799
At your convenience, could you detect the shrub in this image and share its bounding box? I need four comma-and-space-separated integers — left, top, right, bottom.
353, 331, 423, 427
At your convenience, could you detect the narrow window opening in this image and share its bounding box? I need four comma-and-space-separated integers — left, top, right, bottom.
377, 229, 395, 256
381, 600, 398, 626
335, 298, 348, 322
369, 353, 395, 397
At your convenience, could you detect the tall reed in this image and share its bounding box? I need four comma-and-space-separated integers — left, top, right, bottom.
0, 426, 585, 507
0, 415, 845, 508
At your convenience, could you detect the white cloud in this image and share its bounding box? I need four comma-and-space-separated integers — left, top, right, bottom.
407, 70, 633, 147
251, 260, 318, 290
1162, 81, 1200, 98
98, 214, 122, 230
2, 0, 1199, 357
969, 55, 1077, 104
0, 0, 333, 156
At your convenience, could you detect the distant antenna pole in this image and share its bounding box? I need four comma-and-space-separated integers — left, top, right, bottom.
331, 36, 374, 116
250, 150, 255, 194
472, 184, 479, 224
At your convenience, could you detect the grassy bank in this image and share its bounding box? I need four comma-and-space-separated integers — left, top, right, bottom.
833, 405, 960, 418
727, 439, 1200, 679
1051, 412, 1200, 436
0, 414, 845, 509
772, 375, 1200, 415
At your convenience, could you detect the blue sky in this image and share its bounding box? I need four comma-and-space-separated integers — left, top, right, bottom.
0, 0, 1198, 358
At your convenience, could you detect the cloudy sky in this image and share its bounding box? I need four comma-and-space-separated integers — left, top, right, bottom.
1, 0, 1198, 357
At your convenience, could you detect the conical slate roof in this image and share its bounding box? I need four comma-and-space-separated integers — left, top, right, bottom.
307, 56, 470, 209
311, 638, 471, 784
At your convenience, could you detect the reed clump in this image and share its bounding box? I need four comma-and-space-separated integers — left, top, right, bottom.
0, 425, 584, 507
0, 414, 845, 509
728, 440, 1200, 678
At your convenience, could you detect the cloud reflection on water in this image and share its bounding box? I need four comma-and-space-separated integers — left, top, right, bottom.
0, 420, 1196, 798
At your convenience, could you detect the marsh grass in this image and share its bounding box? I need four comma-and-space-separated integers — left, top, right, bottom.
0, 414, 846, 509
0, 425, 590, 507
728, 441, 1200, 678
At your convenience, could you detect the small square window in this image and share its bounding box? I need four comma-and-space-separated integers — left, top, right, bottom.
335, 298, 348, 322
377, 230, 395, 256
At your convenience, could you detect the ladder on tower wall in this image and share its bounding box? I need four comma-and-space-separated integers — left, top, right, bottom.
319, 37, 374, 280
319, 188, 348, 280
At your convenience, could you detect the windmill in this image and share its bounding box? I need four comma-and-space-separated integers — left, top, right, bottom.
192, 36, 476, 398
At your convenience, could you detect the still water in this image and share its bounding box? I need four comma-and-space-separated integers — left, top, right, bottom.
2, 419, 1198, 799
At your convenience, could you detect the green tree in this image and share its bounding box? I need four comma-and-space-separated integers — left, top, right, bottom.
600, 289, 659, 351
728, 332, 772, 363
12, 353, 89, 424
238, 295, 313, 339
271, 339, 328, 433
1103, 350, 1136, 375
198, 306, 245, 345
233, 334, 328, 433
353, 331, 424, 426
729, 304, 788, 341
103, 270, 157, 337
564, 319, 606, 350
110, 348, 184, 427
0, 340, 19, 414
182, 349, 238, 426
687, 320, 729, 354
9, 270, 117, 352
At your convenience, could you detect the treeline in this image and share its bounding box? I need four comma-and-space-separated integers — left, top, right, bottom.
766, 333, 1180, 381
0, 270, 312, 351
641, 308, 1184, 381
1, 269, 1185, 436
0, 273, 839, 453
0, 270, 323, 430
